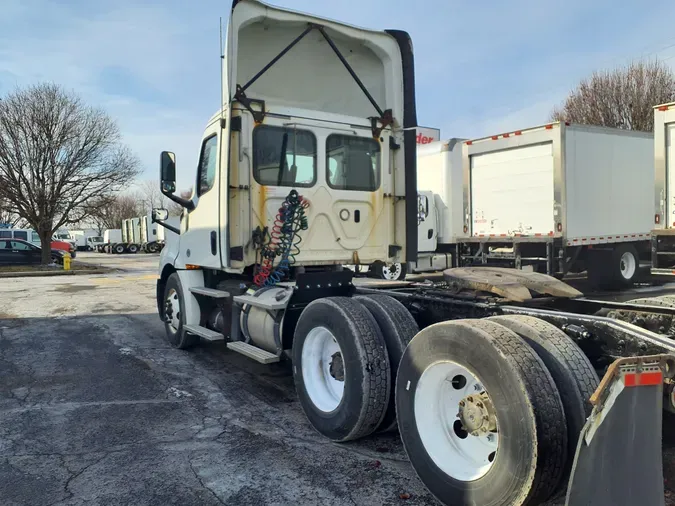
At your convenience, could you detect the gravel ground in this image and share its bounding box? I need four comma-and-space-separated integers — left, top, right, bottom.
0, 251, 673, 505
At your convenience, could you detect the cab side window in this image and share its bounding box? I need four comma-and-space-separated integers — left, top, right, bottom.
326, 135, 380, 191
197, 135, 218, 196
252, 126, 317, 187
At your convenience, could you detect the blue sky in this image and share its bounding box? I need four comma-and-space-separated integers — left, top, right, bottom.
3, 0, 675, 192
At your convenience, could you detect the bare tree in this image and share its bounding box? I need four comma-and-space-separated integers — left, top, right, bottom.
87, 194, 142, 233
138, 179, 167, 213
0, 83, 140, 263
0, 196, 22, 227
551, 60, 675, 132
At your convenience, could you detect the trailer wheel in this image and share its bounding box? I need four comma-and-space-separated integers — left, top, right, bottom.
293, 297, 390, 442
370, 261, 406, 281
588, 244, 639, 289
114, 244, 125, 254
396, 319, 566, 506
488, 315, 599, 491
128, 244, 139, 254
355, 295, 419, 432
163, 273, 199, 350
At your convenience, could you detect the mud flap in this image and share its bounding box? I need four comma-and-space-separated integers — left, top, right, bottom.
565, 355, 675, 506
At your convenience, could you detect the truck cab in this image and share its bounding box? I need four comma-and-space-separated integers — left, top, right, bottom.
157, 0, 416, 284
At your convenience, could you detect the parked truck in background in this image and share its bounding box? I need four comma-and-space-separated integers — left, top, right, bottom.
70, 229, 104, 251
102, 228, 122, 253
148, 2, 673, 505
140, 215, 161, 253
650, 102, 675, 275
372, 125, 655, 288
119, 218, 141, 254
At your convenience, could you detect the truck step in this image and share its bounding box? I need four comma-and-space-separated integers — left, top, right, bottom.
226, 341, 280, 364
184, 325, 224, 341
233, 293, 288, 310
189, 287, 231, 298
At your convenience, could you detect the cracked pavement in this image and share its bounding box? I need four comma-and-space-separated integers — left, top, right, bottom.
0, 253, 435, 506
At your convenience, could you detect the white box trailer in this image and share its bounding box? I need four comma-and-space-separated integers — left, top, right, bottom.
650, 102, 675, 274
407, 123, 655, 287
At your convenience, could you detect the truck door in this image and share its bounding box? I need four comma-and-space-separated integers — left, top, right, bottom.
246, 120, 392, 266
180, 120, 224, 269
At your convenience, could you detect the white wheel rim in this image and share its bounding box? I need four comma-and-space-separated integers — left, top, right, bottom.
301, 326, 345, 412
414, 361, 498, 481
166, 288, 181, 333
620, 251, 636, 280
381, 263, 402, 280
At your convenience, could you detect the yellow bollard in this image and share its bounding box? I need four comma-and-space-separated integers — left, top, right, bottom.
63, 252, 71, 270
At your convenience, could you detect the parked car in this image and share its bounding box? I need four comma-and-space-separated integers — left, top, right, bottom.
50, 240, 76, 258
0, 239, 66, 265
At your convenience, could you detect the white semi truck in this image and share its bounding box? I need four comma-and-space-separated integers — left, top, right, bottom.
150, 2, 674, 505
119, 218, 141, 254
102, 228, 122, 253
140, 214, 161, 253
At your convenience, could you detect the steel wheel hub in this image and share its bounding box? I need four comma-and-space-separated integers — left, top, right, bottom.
620, 251, 636, 279
301, 326, 345, 412
414, 361, 499, 481
382, 263, 402, 280
165, 288, 181, 332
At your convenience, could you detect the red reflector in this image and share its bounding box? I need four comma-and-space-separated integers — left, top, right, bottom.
491, 136, 498, 140
503, 133, 510, 138
465, 140, 473, 145
545, 124, 553, 130
659, 106, 669, 111
514, 131, 522, 135
564, 121, 570, 126
624, 371, 662, 387
463, 226, 468, 233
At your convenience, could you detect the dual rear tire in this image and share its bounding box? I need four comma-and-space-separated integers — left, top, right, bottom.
396, 316, 599, 505
292, 295, 418, 441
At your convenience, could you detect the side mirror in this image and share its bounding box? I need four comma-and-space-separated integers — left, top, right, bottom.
160, 151, 176, 195
152, 208, 169, 222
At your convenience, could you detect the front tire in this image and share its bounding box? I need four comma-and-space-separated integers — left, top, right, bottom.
396, 319, 567, 506
293, 297, 390, 442
163, 273, 199, 350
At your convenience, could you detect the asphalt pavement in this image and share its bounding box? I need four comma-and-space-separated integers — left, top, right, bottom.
0, 252, 435, 506
1, 252, 673, 505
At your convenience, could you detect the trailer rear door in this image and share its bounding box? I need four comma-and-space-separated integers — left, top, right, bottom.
667, 124, 675, 225
470, 143, 554, 236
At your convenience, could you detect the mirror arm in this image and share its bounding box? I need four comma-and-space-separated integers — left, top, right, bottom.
152, 218, 180, 235
163, 192, 195, 211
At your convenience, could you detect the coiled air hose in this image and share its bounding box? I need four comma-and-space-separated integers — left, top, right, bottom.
253, 190, 309, 287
